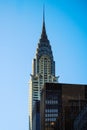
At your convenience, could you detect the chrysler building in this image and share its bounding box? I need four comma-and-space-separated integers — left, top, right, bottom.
29, 9, 58, 130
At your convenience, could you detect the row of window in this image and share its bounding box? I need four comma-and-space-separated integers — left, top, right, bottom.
45, 100, 58, 104
45, 109, 58, 113
45, 118, 56, 122
45, 113, 58, 117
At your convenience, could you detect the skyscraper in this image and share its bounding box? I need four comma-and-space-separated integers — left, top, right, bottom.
29, 8, 58, 130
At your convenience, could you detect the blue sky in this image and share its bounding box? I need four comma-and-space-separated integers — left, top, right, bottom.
0, 0, 87, 130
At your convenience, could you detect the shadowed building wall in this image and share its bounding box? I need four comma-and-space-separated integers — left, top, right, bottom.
40, 83, 87, 130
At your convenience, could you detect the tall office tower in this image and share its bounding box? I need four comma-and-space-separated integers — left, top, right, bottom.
29, 10, 58, 130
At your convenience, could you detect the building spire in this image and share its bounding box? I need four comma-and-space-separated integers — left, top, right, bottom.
40, 4, 48, 42
43, 4, 45, 24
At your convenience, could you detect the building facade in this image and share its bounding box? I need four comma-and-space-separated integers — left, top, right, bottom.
29, 12, 58, 130
40, 83, 87, 130
32, 100, 40, 130
74, 104, 87, 130
40, 83, 62, 130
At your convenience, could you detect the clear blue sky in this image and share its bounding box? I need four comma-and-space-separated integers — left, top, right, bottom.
0, 0, 87, 130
